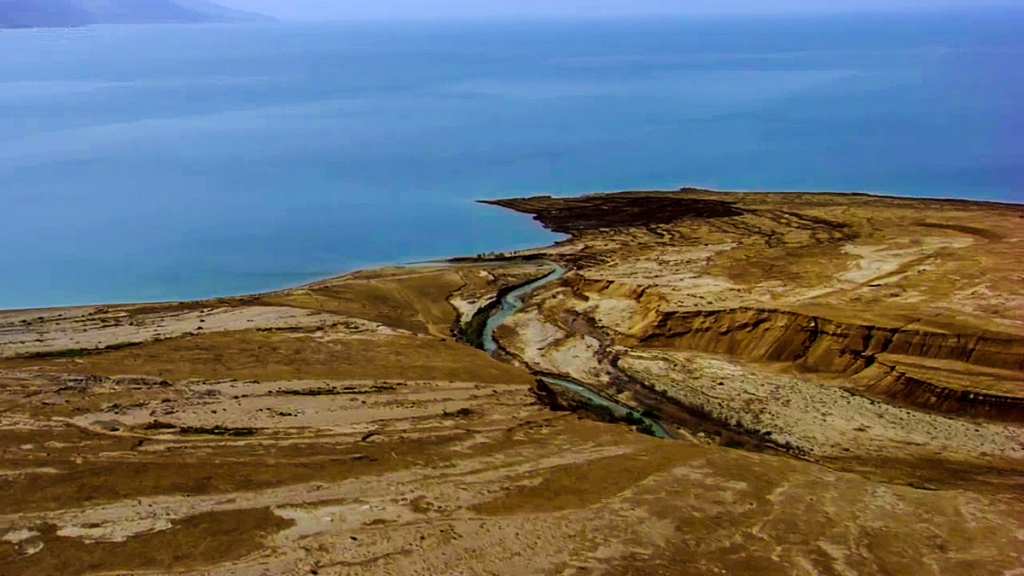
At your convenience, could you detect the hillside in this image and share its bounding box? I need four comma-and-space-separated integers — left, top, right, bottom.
0, 0, 96, 28
173, 0, 275, 22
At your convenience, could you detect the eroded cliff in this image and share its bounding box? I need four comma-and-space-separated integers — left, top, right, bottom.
486, 189, 1024, 465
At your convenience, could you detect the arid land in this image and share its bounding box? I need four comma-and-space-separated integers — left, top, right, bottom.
1, 189, 1023, 575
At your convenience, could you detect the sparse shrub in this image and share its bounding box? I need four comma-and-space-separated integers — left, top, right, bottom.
279, 386, 342, 396
179, 424, 257, 437
636, 422, 658, 437
623, 412, 645, 426
588, 404, 619, 422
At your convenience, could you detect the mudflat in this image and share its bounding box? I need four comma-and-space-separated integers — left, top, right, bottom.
2, 190, 1023, 575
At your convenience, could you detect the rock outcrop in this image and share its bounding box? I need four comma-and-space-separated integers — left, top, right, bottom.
641, 308, 1023, 372
857, 364, 1024, 422
637, 307, 1024, 421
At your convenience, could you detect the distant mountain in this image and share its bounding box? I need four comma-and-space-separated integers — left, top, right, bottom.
73, 0, 209, 24
0, 0, 97, 28
0, 0, 273, 28
173, 0, 275, 22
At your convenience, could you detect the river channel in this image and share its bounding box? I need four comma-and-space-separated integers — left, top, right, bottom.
480, 260, 673, 440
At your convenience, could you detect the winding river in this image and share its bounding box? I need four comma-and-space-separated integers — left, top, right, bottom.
480, 260, 673, 440
481, 261, 566, 355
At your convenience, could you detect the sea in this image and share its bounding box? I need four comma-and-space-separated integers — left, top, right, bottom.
1, 9, 1021, 309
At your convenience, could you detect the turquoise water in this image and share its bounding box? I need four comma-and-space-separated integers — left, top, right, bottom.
1, 10, 1021, 309
482, 261, 564, 355
540, 376, 674, 440
474, 257, 673, 439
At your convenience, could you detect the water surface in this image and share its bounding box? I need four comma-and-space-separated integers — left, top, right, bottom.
1, 10, 1021, 308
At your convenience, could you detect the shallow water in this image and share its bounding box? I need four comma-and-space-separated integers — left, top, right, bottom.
477, 258, 671, 439
540, 376, 675, 440
1, 10, 1021, 308
482, 261, 564, 354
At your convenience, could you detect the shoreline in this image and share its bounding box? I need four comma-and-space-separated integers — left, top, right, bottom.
0, 257, 546, 315
3, 186, 1020, 314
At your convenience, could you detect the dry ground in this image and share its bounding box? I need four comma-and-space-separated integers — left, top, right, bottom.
3, 191, 1024, 575
489, 190, 1024, 489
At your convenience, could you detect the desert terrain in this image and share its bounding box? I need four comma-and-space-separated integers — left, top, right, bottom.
2, 189, 1023, 575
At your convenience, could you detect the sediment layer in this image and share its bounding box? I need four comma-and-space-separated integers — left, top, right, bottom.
639, 307, 1024, 421
859, 364, 1024, 421
492, 189, 1024, 423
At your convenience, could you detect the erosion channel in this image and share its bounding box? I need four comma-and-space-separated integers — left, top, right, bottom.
477, 260, 673, 439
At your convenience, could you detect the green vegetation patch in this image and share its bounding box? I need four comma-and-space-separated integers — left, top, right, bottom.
455, 302, 499, 350
622, 412, 658, 437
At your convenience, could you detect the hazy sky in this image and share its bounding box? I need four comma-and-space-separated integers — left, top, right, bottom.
215, 0, 1019, 21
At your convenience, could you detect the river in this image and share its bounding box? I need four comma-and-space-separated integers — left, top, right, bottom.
480, 260, 673, 440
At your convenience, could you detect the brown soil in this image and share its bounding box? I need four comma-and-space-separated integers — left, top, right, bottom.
254, 267, 463, 336
471, 445, 692, 516
0, 432, 467, 514
0, 329, 532, 384
0, 508, 293, 576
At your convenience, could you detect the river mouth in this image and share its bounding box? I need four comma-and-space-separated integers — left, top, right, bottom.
472, 259, 673, 440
